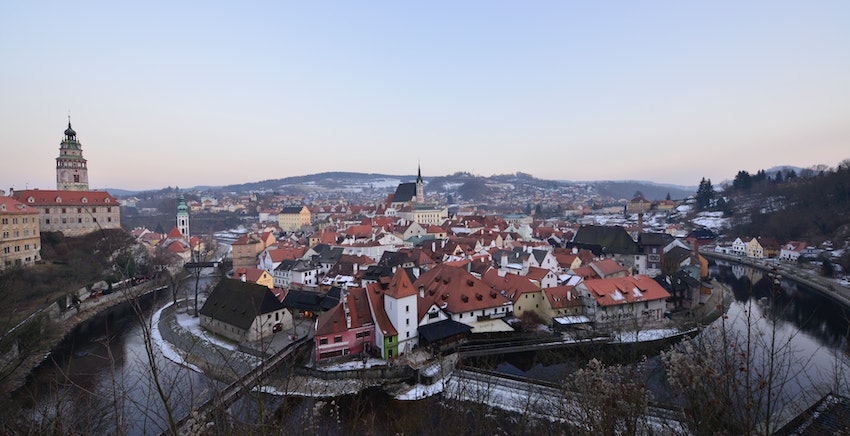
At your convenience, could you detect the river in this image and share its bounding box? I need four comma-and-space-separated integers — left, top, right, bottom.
490, 261, 850, 422
10, 264, 850, 433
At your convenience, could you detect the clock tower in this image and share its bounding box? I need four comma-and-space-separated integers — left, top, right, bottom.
56, 118, 89, 191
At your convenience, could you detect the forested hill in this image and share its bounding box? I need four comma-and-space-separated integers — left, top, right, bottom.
727, 165, 850, 245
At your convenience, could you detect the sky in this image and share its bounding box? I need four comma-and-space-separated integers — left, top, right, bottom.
2, 1, 848, 192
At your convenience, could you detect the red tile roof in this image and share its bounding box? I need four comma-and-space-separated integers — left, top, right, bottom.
582, 275, 671, 307
0, 196, 38, 214
543, 286, 582, 310
365, 283, 398, 337
414, 264, 512, 317
13, 189, 118, 206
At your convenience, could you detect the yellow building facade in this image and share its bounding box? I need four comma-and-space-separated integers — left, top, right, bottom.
0, 197, 41, 270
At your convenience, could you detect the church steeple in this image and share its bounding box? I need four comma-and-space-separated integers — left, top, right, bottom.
56, 117, 89, 191
415, 164, 424, 203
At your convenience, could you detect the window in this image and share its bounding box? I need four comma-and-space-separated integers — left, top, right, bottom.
405, 305, 409, 313
46, 219, 50, 224
428, 312, 438, 320
3, 247, 8, 254
62, 208, 67, 213
319, 338, 328, 345
406, 332, 410, 338
406, 318, 410, 325
77, 208, 82, 213
334, 335, 342, 343
1, 219, 6, 225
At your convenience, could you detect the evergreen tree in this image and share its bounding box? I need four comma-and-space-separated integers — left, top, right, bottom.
733, 170, 752, 190
696, 178, 715, 210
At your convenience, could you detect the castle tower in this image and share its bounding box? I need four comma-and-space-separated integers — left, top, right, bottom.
56, 119, 90, 191
415, 164, 424, 203
177, 194, 190, 240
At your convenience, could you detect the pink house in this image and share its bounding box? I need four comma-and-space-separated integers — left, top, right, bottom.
314, 287, 375, 361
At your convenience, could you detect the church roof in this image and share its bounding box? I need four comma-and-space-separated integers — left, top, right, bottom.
392, 182, 417, 203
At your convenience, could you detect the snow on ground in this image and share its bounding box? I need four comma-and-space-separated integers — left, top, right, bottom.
691, 211, 730, 230
612, 328, 682, 343
176, 311, 238, 351
151, 301, 203, 373
318, 358, 387, 371
395, 380, 445, 400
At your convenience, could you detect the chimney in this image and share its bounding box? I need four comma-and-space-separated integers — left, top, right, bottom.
9, 188, 13, 197
241, 274, 246, 282
353, 263, 358, 274
419, 286, 424, 299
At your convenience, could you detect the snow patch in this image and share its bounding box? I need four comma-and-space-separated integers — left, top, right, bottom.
151, 301, 203, 373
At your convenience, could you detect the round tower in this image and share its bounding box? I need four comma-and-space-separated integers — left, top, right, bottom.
177, 194, 190, 240
56, 118, 90, 191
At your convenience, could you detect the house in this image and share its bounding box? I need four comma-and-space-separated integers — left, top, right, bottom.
731, 237, 749, 256
12, 189, 121, 237
577, 275, 671, 328
638, 232, 673, 277
0, 196, 41, 270
745, 237, 765, 259
481, 267, 541, 319
199, 279, 293, 343
231, 231, 276, 270
779, 241, 808, 263
314, 287, 375, 361
364, 282, 399, 359
278, 206, 311, 232
542, 285, 587, 330
588, 259, 630, 279
233, 267, 275, 288
568, 225, 646, 275
274, 259, 321, 289
414, 264, 514, 329
380, 267, 420, 355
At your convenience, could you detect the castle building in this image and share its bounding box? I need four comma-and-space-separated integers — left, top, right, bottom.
11, 121, 120, 236
56, 120, 89, 191
0, 196, 41, 270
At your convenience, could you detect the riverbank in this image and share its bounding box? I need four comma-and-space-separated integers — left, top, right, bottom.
701, 250, 850, 308
1, 281, 166, 396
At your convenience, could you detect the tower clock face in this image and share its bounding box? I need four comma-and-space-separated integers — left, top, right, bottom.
61, 170, 70, 182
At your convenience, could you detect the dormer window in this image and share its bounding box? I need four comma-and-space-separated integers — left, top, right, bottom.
0, 204, 5, 211
28, 197, 35, 203
55, 197, 62, 203
81, 197, 88, 203
105, 198, 111, 203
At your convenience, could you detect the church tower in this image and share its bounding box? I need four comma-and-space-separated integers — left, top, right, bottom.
177, 194, 190, 240
415, 164, 424, 203
56, 119, 90, 191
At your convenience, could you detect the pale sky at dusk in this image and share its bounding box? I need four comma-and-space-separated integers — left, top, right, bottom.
2, 2, 848, 192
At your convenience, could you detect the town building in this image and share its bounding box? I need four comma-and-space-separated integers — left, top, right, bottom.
0, 196, 41, 269
577, 275, 671, 328
278, 206, 311, 232
314, 287, 375, 361
199, 279, 293, 343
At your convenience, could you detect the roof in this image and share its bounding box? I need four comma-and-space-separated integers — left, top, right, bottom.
365, 283, 398, 337
13, 189, 118, 207
0, 196, 39, 214
638, 232, 673, 247
392, 182, 417, 203
417, 319, 472, 343
543, 286, 582, 310
384, 267, 418, 299
481, 268, 538, 302
234, 267, 269, 283
582, 275, 671, 307
167, 226, 184, 239
589, 259, 628, 277
414, 264, 512, 318
570, 225, 638, 254
199, 279, 286, 330
316, 287, 373, 336
280, 206, 307, 214
281, 288, 340, 312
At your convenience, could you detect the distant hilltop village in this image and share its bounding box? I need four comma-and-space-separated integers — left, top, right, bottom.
1, 120, 120, 270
